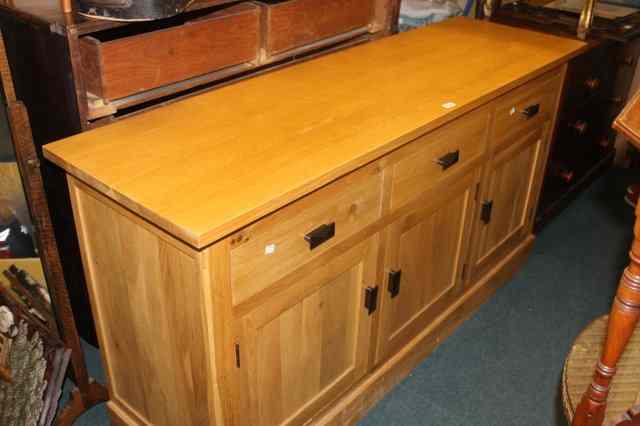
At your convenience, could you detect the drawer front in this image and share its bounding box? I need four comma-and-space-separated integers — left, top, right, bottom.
230, 162, 383, 306
80, 3, 260, 101
262, 0, 374, 56
492, 70, 563, 145
389, 106, 490, 210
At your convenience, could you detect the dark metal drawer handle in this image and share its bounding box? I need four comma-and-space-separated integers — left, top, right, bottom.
436, 150, 459, 170
521, 104, 540, 119
304, 222, 335, 250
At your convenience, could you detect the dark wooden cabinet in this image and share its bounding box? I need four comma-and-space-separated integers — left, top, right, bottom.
0, 0, 399, 344
492, 4, 640, 230
536, 41, 635, 227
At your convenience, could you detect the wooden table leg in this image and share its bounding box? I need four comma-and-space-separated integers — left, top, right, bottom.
60, 0, 72, 13
573, 206, 640, 426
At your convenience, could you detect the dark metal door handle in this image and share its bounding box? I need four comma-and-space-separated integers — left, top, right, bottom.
304, 222, 335, 250
436, 150, 459, 170
481, 200, 493, 224
388, 270, 402, 298
521, 104, 540, 119
364, 286, 379, 315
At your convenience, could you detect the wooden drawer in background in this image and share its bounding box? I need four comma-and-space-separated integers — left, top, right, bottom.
260, 0, 375, 57
80, 3, 261, 101
388, 106, 490, 211
492, 70, 562, 145
229, 162, 383, 307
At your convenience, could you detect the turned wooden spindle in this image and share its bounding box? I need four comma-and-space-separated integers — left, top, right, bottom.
573, 206, 640, 426
60, 0, 72, 13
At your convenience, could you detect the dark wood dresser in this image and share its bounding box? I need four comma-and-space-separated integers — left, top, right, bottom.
492, 3, 640, 229
0, 0, 400, 344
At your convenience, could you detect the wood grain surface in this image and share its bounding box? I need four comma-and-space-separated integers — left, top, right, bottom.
376, 168, 478, 362
263, 0, 374, 55
43, 18, 586, 249
229, 160, 382, 306
79, 3, 261, 101
68, 175, 215, 426
235, 236, 378, 426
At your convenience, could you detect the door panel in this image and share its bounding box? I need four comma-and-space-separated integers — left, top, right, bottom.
472, 122, 549, 280
376, 169, 479, 362
236, 237, 378, 426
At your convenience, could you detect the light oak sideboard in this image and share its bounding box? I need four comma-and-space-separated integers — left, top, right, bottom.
0, 0, 400, 347
43, 18, 586, 426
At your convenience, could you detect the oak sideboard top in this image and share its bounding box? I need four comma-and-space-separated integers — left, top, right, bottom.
43, 17, 586, 249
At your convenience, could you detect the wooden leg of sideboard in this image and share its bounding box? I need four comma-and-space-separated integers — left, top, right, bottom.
313, 235, 535, 426
573, 208, 640, 426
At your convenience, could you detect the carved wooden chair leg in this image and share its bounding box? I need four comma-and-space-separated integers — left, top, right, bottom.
573, 209, 640, 426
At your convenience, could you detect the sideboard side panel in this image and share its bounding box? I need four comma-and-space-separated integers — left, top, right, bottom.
67, 176, 215, 426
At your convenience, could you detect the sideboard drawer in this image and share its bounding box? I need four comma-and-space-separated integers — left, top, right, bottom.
230, 162, 383, 306
492, 70, 563, 143
261, 0, 374, 57
389, 106, 490, 210
80, 3, 260, 101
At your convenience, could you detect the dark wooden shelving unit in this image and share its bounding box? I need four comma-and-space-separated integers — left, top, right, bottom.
491, 2, 640, 230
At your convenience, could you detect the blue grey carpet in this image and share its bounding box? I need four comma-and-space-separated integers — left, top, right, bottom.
60, 169, 637, 425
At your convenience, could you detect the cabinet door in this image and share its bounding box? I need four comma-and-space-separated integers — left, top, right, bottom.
471, 122, 549, 280
235, 237, 379, 426
376, 170, 479, 362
